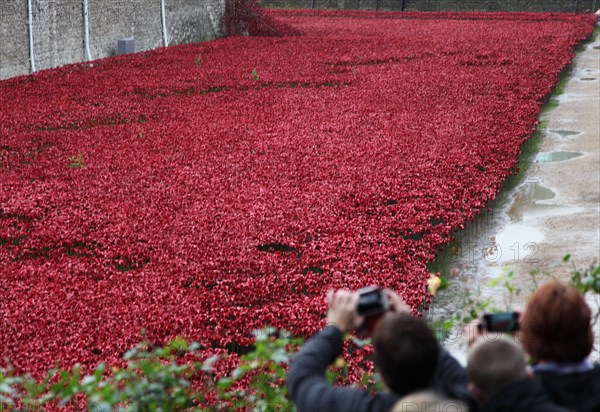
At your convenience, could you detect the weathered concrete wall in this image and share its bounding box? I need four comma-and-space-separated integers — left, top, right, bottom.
0, 0, 225, 80
34, 2, 86, 70
0, 0, 30, 79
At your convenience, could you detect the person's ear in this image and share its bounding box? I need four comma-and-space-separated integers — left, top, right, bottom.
468, 382, 487, 403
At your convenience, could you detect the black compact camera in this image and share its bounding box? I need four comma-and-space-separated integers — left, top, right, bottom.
480, 312, 520, 332
357, 286, 390, 336
357, 286, 390, 317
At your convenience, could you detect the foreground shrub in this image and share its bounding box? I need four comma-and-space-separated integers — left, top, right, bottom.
0, 330, 303, 411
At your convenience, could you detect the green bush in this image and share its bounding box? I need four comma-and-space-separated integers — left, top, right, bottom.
0, 329, 305, 411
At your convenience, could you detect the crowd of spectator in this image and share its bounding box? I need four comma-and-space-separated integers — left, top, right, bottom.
287, 281, 599, 412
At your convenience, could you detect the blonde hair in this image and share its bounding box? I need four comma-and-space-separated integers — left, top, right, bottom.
391, 390, 469, 412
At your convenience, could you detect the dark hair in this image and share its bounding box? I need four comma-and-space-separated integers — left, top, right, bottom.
372, 312, 439, 395
521, 281, 593, 363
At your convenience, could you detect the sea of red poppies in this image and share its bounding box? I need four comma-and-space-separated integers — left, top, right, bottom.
0, 10, 596, 375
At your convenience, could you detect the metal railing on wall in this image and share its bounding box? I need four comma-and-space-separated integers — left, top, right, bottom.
27, 0, 36, 72
24, 0, 173, 75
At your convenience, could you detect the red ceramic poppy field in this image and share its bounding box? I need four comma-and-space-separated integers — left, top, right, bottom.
0, 10, 596, 375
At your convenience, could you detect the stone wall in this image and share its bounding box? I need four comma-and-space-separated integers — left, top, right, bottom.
0, 0, 226, 80
1, 0, 30, 79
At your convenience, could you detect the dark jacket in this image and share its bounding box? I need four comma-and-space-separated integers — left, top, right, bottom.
287, 325, 478, 412
534, 364, 600, 412
481, 378, 575, 412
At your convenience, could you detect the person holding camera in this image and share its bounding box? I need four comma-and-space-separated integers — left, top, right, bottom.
287, 287, 477, 412
466, 281, 599, 412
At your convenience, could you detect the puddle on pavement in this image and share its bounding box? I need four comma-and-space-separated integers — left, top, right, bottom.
510, 182, 555, 205
535, 151, 583, 163
492, 224, 544, 264
506, 182, 583, 222
555, 93, 584, 104
547, 129, 582, 139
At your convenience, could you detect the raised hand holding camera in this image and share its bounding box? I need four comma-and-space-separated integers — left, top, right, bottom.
326, 289, 364, 333
465, 311, 521, 347
355, 286, 389, 336
384, 288, 411, 314
481, 312, 520, 333
326, 286, 409, 335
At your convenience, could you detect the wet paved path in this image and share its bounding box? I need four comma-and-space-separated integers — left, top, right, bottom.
435, 29, 600, 363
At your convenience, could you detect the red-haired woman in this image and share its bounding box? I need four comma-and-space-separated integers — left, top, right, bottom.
520, 281, 600, 412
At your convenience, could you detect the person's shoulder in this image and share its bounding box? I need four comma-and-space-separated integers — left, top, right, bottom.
335, 390, 400, 412
535, 363, 600, 380
483, 379, 574, 412
373, 391, 401, 412
534, 366, 600, 412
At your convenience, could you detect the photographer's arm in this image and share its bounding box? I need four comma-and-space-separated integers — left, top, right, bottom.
287, 325, 343, 409
287, 290, 395, 412
287, 325, 395, 412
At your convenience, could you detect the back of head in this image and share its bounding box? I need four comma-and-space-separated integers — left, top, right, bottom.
467, 336, 527, 398
521, 281, 593, 363
372, 312, 439, 395
391, 390, 469, 412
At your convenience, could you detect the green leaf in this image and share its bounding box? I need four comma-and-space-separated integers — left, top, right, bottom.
3, 377, 23, 386
0, 395, 15, 405
81, 374, 98, 386
39, 393, 56, 403
218, 378, 233, 390
487, 277, 500, 288
252, 326, 276, 342
270, 348, 289, 363
201, 355, 219, 372
90, 402, 113, 412
0, 383, 15, 395
439, 276, 449, 290
563, 254, 571, 263
123, 348, 138, 360
351, 337, 371, 348
168, 337, 189, 351
95, 363, 106, 378
231, 367, 245, 381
